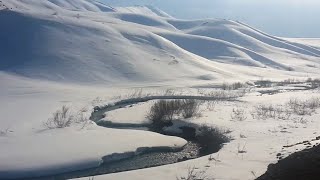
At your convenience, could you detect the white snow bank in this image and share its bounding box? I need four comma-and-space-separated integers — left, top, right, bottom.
102, 101, 154, 125
0, 123, 186, 179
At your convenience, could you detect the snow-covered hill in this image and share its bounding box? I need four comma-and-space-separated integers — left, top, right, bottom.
1, 0, 320, 84
1, 1, 320, 179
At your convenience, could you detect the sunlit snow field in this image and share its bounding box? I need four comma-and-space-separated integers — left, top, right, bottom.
1, 0, 320, 179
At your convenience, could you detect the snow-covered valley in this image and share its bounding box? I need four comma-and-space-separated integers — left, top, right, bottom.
1, 0, 320, 179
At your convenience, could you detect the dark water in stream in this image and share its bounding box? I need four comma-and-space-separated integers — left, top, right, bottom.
49, 142, 200, 180
25, 98, 223, 180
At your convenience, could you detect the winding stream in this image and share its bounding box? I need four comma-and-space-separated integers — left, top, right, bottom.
31, 96, 228, 180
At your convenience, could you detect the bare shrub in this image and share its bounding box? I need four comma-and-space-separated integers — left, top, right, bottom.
205, 101, 216, 111
207, 90, 246, 100
44, 106, 74, 129
251, 104, 291, 120
252, 97, 320, 121
74, 107, 89, 123
231, 107, 247, 121
147, 99, 202, 129
181, 99, 201, 118
307, 97, 320, 109
147, 100, 182, 128
276, 78, 300, 86
127, 88, 144, 98
251, 104, 276, 120
222, 82, 247, 90
196, 125, 231, 153
177, 166, 212, 180
286, 97, 320, 115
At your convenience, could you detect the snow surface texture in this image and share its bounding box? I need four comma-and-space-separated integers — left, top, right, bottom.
1, 0, 320, 179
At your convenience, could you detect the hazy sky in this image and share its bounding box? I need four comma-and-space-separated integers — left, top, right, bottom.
102, 0, 320, 38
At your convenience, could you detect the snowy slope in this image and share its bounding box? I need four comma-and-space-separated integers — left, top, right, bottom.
115, 6, 172, 18
1, 0, 320, 84
284, 38, 320, 50
1, 0, 115, 12
0, 10, 229, 83
168, 19, 320, 57
1, 0, 320, 179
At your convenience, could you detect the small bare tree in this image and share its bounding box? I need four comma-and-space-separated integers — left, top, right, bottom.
44, 106, 74, 129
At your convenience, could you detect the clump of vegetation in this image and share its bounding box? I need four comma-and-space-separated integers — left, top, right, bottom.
206, 90, 246, 100
147, 100, 182, 128
147, 99, 201, 129
44, 106, 73, 129
276, 78, 300, 86
221, 82, 247, 90
196, 125, 231, 153
177, 166, 212, 180
251, 97, 320, 120
44, 106, 89, 129
231, 107, 247, 121
286, 97, 320, 116
251, 104, 291, 120
181, 99, 201, 118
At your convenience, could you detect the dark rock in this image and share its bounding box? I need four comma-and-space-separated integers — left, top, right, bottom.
257, 144, 320, 180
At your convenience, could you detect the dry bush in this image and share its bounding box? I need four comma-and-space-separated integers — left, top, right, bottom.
251, 97, 320, 120
222, 82, 248, 90
181, 99, 201, 118
44, 106, 74, 129
196, 125, 231, 153
251, 104, 291, 120
276, 78, 300, 86
147, 100, 182, 129
147, 100, 182, 122
205, 101, 216, 111
147, 99, 201, 129
127, 88, 144, 98
177, 166, 213, 180
44, 106, 90, 129
207, 90, 246, 100
286, 97, 320, 115
231, 107, 247, 121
